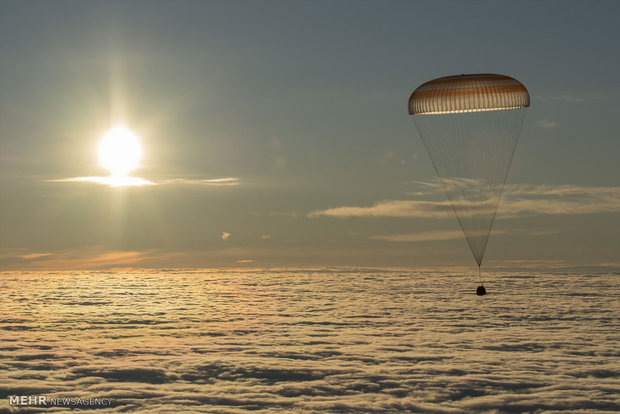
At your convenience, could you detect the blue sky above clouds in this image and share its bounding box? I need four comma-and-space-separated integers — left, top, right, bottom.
0, 0, 619, 270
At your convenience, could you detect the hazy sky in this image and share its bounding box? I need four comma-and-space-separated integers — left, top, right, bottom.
1, 0, 619, 270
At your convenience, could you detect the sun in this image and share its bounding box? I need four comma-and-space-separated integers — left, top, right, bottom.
98, 126, 142, 176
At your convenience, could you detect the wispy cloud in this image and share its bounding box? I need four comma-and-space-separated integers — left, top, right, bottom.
46, 176, 240, 188
525, 229, 558, 236
159, 177, 240, 186
309, 183, 620, 219
46, 176, 155, 187
486, 258, 568, 269
536, 119, 559, 129
236, 259, 255, 263
371, 230, 505, 243
309, 200, 454, 219
221, 232, 231, 240
82, 251, 152, 267
17, 253, 53, 260
3, 249, 163, 270
371, 230, 467, 243
535, 94, 586, 104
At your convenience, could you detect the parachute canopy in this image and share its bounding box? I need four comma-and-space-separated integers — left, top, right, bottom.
409, 74, 529, 268
409, 74, 529, 115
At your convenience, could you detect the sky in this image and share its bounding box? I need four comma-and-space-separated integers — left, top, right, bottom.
0, 0, 619, 270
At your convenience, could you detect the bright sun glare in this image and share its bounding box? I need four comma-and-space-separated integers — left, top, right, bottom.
98, 126, 142, 177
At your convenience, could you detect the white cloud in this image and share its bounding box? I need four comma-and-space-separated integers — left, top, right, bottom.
309, 199, 454, 219
221, 232, 231, 240
46, 176, 240, 188
46, 176, 155, 187
309, 183, 620, 219
536, 119, 559, 129
160, 177, 240, 186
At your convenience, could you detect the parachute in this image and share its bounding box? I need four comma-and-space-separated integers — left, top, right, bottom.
409, 74, 529, 290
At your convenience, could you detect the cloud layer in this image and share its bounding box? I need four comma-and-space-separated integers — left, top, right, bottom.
0, 269, 618, 413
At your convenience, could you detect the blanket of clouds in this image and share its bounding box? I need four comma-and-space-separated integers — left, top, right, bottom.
0, 269, 618, 413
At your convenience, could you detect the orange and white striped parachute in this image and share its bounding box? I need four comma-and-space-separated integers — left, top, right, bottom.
409, 74, 529, 270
